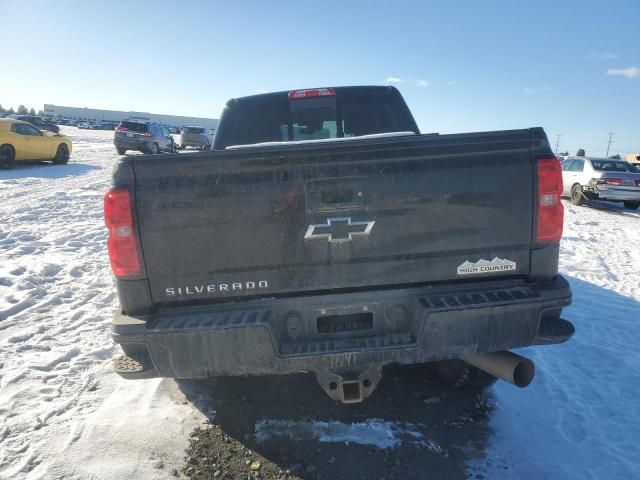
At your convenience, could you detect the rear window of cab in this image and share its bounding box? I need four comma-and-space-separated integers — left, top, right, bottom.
216, 91, 417, 149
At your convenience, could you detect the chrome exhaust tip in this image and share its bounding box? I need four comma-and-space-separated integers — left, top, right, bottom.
462, 351, 535, 388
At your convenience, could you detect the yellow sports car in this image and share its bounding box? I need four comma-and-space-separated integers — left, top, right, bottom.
0, 118, 72, 169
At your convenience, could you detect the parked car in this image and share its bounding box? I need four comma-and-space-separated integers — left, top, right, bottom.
180, 126, 211, 150
105, 86, 573, 404
560, 156, 640, 210
77, 122, 89, 129
0, 118, 72, 169
114, 120, 177, 155
11, 115, 60, 133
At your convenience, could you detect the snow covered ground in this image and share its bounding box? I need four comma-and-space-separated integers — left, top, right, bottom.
0, 128, 205, 480
0, 128, 638, 479
474, 201, 640, 479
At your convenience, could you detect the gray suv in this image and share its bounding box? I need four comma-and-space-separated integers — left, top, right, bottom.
114, 121, 177, 155
180, 126, 212, 150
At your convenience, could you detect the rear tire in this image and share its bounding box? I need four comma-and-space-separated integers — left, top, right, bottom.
623, 201, 640, 210
570, 184, 585, 206
116, 146, 126, 155
435, 359, 498, 390
0, 145, 15, 170
52, 144, 69, 165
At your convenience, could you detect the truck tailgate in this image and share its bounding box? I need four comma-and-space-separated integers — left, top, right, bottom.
132, 130, 535, 305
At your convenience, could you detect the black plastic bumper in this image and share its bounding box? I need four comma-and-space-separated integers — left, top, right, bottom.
111, 275, 573, 381
114, 139, 149, 151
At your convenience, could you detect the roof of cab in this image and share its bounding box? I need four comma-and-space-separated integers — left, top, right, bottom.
225, 85, 400, 107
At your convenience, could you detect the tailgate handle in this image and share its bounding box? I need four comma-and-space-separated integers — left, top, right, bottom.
321, 188, 355, 204
306, 176, 366, 212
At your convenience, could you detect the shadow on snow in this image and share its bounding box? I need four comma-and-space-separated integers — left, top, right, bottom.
0, 161, 100, 181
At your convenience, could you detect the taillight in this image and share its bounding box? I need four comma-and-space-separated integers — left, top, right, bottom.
104, 188, 140, 277
288, 87, 336, 99
115, 126, 127, 132
141, 131, 152, 137
635, 180, 640, 187
605, 178, 622, 186
536, 158, 564, 244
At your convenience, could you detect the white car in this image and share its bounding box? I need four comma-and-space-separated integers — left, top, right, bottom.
560, 156, 640, 210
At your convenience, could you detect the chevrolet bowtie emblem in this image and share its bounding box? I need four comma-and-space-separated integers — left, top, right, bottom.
304, 217, 375, 243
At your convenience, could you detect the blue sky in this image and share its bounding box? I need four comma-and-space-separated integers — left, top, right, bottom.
1, 0, 638, 155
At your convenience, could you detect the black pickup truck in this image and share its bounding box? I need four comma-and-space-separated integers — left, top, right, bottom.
105, 86, 574, 403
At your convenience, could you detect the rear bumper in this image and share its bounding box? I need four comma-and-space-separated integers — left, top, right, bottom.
114, 138, 150, 151
111, 275, 573, 380
180, 141, 209, 148
589, 186, 640, 201
180, 135, 209, 147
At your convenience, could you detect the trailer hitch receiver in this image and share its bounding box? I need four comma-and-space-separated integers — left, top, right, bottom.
316, 366, 382, 404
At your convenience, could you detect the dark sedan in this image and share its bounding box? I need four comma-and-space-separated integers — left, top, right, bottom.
11, 115, 60, 133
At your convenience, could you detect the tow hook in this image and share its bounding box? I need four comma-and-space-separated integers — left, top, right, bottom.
316, 366, 383, 404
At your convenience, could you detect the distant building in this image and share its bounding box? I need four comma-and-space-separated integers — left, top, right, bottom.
625, 152, 640, 165
42, 104, 218, 129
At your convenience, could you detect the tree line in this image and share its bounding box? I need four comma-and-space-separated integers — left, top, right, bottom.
573, 148, 620, 159
0, 104, 42, 116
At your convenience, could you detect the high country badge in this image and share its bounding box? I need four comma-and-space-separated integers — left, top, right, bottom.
457, 257, 516, 275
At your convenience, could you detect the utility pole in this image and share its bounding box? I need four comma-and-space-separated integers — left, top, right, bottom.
606, 132, 615, 158
554, 135, 562, 155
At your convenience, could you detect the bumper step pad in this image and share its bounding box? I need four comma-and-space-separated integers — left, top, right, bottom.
534, 317, 575, 345
113, 354, 145, 374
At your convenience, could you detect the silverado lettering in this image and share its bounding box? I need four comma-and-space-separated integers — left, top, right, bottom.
165, 281, 269, 296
